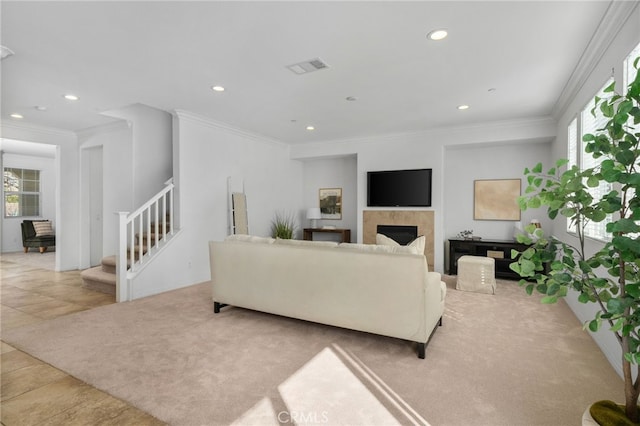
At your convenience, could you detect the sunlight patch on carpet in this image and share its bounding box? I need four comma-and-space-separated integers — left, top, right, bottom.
233, 346, 429, 425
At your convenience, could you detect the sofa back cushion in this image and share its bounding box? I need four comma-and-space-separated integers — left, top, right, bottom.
224, 234, 275, 244
337, 242, 418, 255
274, 239, 338, 248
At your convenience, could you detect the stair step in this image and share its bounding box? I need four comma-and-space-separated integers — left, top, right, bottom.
102, 255, 116, 273
81, 266, 115, 296
101, 255, 133, 273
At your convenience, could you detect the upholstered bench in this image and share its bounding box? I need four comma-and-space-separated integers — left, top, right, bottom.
456, 255, 496, 294
21, 220, 56, 253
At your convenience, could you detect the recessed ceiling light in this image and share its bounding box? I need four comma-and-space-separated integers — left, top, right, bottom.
35, 106, 47, 111
64, 94, 79, 101
457, 105, 470, 110
211, 86, 225, 92
306, 126, 315, 131
427, 29, 448, 41
10, 113, 23, 119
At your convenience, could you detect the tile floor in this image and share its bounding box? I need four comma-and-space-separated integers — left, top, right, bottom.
1, 255, 165, 425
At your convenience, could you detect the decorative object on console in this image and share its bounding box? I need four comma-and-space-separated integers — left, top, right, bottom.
270, 211, 297, 239
456, 229, 474, 240
528, 219, 541, 242
306, 207, 322, 229
474, 179, 521, 221
319, 188, 342, 220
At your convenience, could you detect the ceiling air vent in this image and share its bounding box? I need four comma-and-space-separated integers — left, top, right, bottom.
286, 58, 330, 75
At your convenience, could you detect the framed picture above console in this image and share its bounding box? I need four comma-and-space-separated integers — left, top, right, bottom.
319, 188, 342, 220
474, 179, 521, 221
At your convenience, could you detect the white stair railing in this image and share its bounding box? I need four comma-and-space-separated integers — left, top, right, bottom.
116, 178, 174, 302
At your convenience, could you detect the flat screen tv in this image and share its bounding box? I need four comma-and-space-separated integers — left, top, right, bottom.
367, 168, 432, 207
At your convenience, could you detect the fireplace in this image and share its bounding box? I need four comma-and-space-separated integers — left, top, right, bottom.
377, 225, 418, 245
363, 210, 434, 270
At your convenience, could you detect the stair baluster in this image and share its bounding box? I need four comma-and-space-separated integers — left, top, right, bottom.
115, 178, 175, 302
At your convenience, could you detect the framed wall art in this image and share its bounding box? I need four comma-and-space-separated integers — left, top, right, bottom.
319, 188, 342, 220
474, 179, 521, 221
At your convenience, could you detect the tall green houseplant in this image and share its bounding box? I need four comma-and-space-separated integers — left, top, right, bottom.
511, 57, 640, 423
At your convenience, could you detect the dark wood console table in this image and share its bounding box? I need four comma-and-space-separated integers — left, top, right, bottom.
303, 228, 351, 243
448, 238, 531, 280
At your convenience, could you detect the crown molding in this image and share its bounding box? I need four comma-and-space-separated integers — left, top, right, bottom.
172, 110, 288, 149
552, 0, 640, 118
0, 119, 76, 140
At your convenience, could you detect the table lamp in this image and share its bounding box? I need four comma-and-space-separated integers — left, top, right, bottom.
306, 207, 322, 229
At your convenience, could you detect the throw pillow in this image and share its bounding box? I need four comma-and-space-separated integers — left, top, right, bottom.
376, 233, 399, 246
33, 221, 54, 237
408, 235, 426, 255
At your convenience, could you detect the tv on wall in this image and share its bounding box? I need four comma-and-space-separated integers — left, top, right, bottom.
367, 168, 432, 207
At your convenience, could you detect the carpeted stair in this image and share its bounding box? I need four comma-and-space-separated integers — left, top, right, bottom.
80, 255, 118, 295
81, 220, 170, 295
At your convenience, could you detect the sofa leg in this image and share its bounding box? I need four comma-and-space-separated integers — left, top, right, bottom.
417, 343, 426, 359
24, 247, 28, 253
39, 247, 47, 253
213, 302, 228, 313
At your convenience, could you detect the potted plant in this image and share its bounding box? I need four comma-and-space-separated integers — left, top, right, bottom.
271, 211, 297, 239
510, 57, 640, 424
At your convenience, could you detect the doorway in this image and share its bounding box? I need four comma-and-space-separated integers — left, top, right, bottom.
80, 146, 103, 268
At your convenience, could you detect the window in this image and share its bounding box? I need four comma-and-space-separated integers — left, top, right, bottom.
624, 42, 640, 90
565, 79, 614, 241
3, 168, 41, 217
566, 118, 578, 233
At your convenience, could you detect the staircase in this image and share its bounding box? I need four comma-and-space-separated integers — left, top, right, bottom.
80, 179, 175, 301
80, 255, 118, 295
81, 220, 170, 295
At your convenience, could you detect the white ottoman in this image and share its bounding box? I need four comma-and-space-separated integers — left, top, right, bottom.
456, 255, 496, 294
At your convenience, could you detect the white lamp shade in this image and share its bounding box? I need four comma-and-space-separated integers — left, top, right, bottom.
306, 207, 322, 220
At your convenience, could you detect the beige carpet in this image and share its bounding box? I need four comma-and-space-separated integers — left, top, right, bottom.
2, 277, 623, 425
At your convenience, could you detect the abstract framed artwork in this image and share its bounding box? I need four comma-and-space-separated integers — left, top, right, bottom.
474, 179, 521, 221
319, 188, 342, 220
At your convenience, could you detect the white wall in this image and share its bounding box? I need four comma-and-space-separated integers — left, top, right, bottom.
1, 153, 56, 252
302, 155, 358, 241
102, 104, 173, 206
129, 111, 304, 299
547, 5, 640, 378
291, 118, 556, 273
444, 141, 552, 242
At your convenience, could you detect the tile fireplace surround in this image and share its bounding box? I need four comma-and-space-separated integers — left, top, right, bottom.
363, 210, 435, 271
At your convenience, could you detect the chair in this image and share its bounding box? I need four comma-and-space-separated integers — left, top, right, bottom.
21, 220, 56, 253
456, 255, 496, 294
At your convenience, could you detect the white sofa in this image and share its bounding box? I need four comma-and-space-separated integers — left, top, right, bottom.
208, 235, 446, 358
